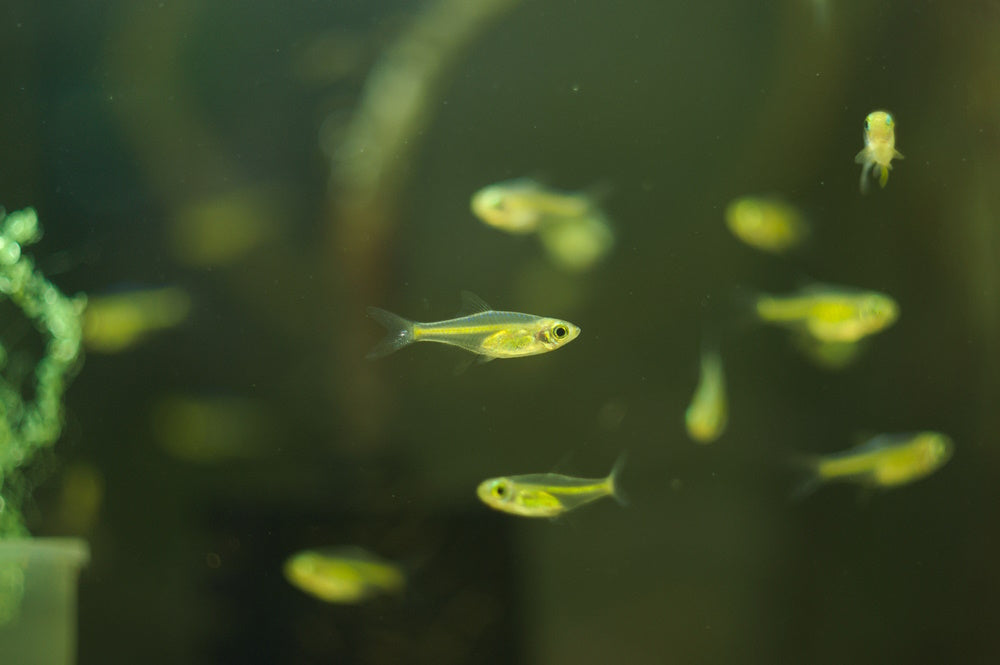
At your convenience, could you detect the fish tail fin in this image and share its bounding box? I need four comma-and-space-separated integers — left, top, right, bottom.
606, 452, 629, 507
859, 161, 873, 194
365, 307, 415, 359
878, 165, 890, 188
788, 453, 823, 501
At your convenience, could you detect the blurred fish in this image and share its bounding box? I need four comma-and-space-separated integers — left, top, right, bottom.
794, 431, 953, 497
685, 344, 728, 443
83, 286, 191, 353
366, 291, 580, 360
51, 463, 103, 536
754, 285, 898, 343
792, 333, 866, 370
470, 178, 595, 234
476, 455, 627, 518
471, 178, 614, 271
725, 196, 808, 254
150, 394, 276, 463
536, 212, 615, 272
284, 547, 405, 604
855, 110, 903, 193
169, 187, 280, 267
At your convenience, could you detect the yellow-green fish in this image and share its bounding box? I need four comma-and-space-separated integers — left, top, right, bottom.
366, 291, 580, 360
470, 178, 595, 234
283, 547, 404, 604
83, 286, 191, 353
725, 196, 808, 254
792, 333, 866, 371
855, 110, 903, 193
476, 455, 627, 518
685, 344, 728, 444
795, 431, 953, 496
755, 286, 899, 343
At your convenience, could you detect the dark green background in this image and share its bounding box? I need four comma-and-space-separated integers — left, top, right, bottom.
1, 1, 997, 663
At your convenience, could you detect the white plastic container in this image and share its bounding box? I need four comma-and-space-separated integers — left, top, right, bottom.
0, 539, 89, 665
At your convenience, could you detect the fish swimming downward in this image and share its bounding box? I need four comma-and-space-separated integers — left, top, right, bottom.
855, 110, 903, 193
366, 291, 580, 360
685, 343, 728, 444
476, 455, 627, 518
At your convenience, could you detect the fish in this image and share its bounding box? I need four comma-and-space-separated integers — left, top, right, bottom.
794, 431, 954, 497
471, 178, 615, 271
685, 344, 728, 443
366, 291, 581, 360
536, 212, 615, 272
724, 196, 808, 254
284, 547, 405, 604
754, 285, 899, 343
855, 110, 903, 193
470, 178, 595, 234
82, 286, 191, 353
476, 454, 627, 518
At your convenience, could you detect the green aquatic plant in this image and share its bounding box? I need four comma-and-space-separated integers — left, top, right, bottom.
0, 207, 85, 622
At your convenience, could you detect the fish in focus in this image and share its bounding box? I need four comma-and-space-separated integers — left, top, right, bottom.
754, 285, 899, 343
476, 455, 627, 518
855, 110, 903, 193
794, 431, 954, 497
366, 291, 580, 360
284, 547, 404, 604
470, 178, 595, 234
471, 178, 614, 271
82, 286, 191, 353
685, 344, 728, 443
725, 196, 808, 254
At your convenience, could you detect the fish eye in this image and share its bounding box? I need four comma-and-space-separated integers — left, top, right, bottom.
492, 482, 508, 499
864, 119, 870, 131
553, 324, 568, 339
885, 114, 894, 126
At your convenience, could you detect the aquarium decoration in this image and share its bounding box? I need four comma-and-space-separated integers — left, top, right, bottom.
0, 207, 85, 622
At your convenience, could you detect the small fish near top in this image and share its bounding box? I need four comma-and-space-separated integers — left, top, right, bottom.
725, 196, 809, 254
754, 284, 899, 344
793, 431, 954, 497
284, 546, 405, 604
685, 344, 728, 444
855, 110, 903, 193
476, 455, 627, 518
366, 291, 580, 361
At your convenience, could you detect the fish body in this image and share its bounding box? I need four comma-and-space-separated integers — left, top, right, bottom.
797, 432, 953, 495
685, 345, 728, 443
470, 178, 594, 234
725, 196, 808, 254
366, 291, 580, 360
471, 178, 614, 271
476, 455, 626, 518
755, 286, 899, 343
83, 286, 191, 353
284, 547, 404, 604
855, 110, 903, 193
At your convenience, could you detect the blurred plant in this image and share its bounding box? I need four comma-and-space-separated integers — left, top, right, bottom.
0, 206, 85, 621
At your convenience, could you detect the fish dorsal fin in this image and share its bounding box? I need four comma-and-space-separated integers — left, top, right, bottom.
457, 291, 493, 316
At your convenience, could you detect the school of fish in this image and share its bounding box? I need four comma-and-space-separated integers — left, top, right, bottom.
284, 110, 952, 606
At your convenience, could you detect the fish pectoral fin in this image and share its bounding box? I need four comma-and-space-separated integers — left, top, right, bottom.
854, 149, 868, 164
457, 291, 493, 316
475, 354, 496, 364
894, 149, 904, 160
